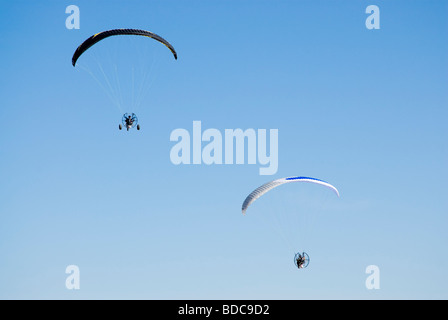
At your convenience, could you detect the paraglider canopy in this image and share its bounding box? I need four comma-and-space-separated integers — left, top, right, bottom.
72, 28, 177, 67
241, 176, 340, 215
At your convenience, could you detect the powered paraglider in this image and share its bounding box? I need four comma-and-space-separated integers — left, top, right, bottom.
241, 176, 340, 269
72, 28, 177, 131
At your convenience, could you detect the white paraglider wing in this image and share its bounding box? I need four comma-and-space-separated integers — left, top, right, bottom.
241, 176, 340, 215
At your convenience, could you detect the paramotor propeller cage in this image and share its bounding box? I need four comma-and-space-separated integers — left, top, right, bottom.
294, 252, 310, 269
122, 113, 138, 128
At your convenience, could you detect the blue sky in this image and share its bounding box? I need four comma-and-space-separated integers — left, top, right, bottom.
0, 0, 447, 299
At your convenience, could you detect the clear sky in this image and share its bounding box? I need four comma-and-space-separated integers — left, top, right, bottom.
0, 0, 447, 299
